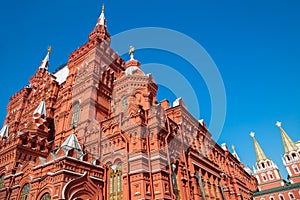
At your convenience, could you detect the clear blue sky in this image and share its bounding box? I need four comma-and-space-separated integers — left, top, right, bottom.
0, 0, 299, 179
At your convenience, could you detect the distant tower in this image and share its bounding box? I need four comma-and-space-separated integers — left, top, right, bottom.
250, 132, 284, 191
276, 121, 300, 184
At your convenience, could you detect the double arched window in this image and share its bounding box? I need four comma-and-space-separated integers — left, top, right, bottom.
40, 193, 51, 200
19, 183, 30, 200
0, 174, 4, 190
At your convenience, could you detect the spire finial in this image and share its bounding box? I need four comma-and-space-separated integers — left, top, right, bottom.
276, 121, 282, 127
231, 145, 235, 151
48, 46, 52, 54
129, 45, 135, 60
250, 131, 255, 138
96, 3, 106, 26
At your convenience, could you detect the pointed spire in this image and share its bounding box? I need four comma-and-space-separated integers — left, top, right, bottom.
276, 121, 298, 153
0, 125, 9, 138
97, 4, 106, 26
33, 101, 47, 117
39, 46, 51, 70
250, 132, 267, 162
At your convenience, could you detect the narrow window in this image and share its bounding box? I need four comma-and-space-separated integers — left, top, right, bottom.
279, 195, 285, 200
292, 165, 299, 174
171, 164, 180, 200
0, 174, 4, 190
289, 192, 295, 200
70, 103, 80, 128
122, 96, 127, 112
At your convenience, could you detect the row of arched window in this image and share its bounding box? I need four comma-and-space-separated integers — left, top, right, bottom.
0, 177, 51, 200
260, 192, 296, 200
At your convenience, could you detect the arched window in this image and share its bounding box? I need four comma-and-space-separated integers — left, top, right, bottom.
261, 173, 267, 182
70, 102, 80, 128
40, 193, 51, 200
109, 163, 122, 199
289, 192, 295, 200
0, 174, 4, 190
19, 183, 30, 200
279, 194, 285, 200
268, 171, 274, 180
269, 197, 275, 200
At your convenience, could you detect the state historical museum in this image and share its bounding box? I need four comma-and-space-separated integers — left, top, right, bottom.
0, 5, 257, 200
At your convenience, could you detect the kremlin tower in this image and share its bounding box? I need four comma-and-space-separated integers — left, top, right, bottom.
251, 123, 300, 200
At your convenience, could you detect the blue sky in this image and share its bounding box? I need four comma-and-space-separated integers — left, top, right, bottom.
0, 0, 299, 179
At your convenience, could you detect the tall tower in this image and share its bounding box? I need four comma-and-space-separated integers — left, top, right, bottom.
276, 121, 300, 184
0, 47, 57, 173
250, 132, 284, 191
53, 4, 125, 156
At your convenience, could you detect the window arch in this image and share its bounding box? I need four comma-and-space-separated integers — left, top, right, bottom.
19, 183, 30, 200
261, 173, 267, 182
288, 192, 295, 200
70, 102, 80, 128
268, 171, 274, 180
40, 193, 51, 200
279, 194, 285, 200
0, 174, 4, 190
269, 197, 275, 200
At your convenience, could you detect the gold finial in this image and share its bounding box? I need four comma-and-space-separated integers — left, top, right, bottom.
129, 45, 135, 55
250, 131, 255, 138
276, 121, 282, 127
102, 4, 105, 13
47, 46, 52, 54
231, 145, 235, 151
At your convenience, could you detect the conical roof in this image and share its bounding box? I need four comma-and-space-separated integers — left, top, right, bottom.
276, 121, 298, 153
250, 132, 267, 162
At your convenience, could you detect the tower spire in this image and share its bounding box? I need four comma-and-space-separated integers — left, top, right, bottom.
97, 3, 106, 26
276, 121, 298, 153
39, 46, 51, 70
250, 132, 267, 162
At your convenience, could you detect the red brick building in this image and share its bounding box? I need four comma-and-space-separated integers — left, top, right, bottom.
251, 122, 300, 200
0, 5, 257, 200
